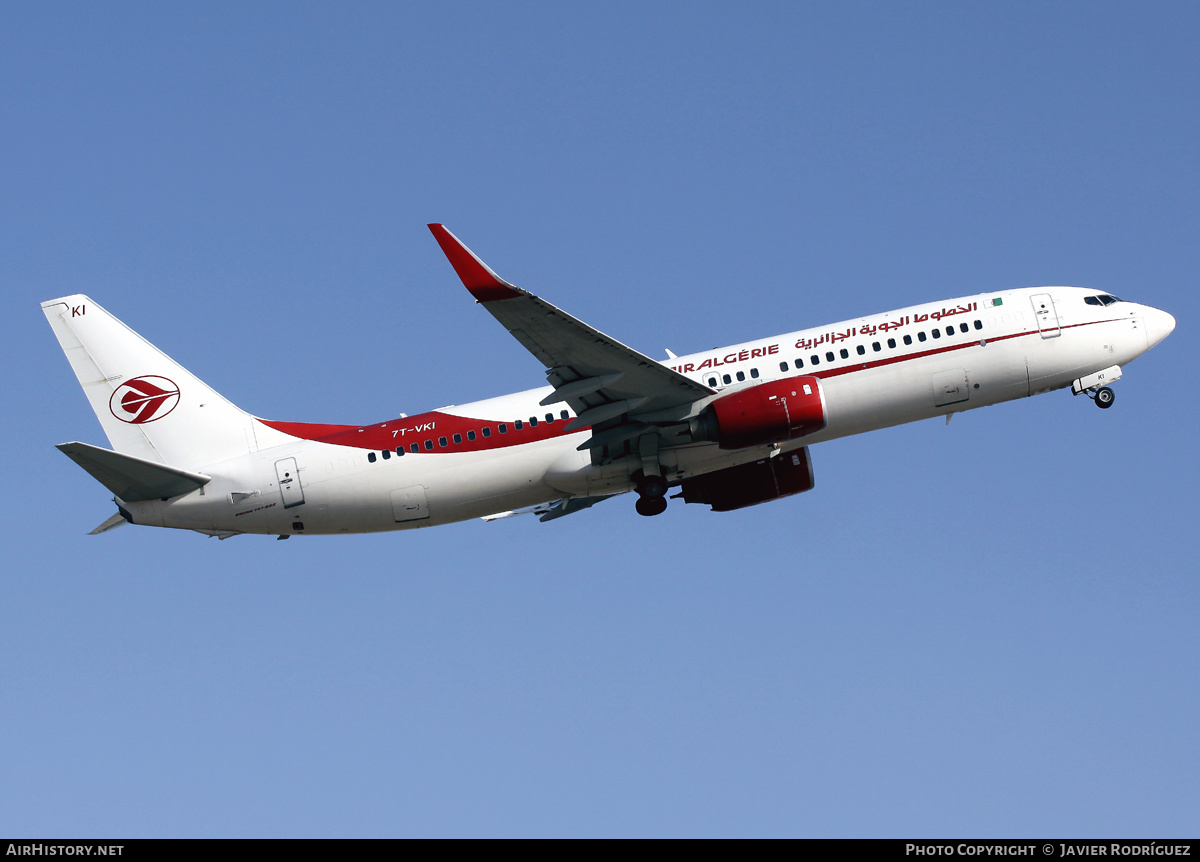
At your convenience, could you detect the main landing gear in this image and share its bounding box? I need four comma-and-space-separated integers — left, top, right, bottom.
633, 471, 669, 517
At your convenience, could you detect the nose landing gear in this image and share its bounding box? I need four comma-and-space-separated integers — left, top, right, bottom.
1072, 365, 1122, 409
633, 471, 669, 517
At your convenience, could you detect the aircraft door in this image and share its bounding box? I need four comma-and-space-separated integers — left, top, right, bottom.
275, 457, 305, 508
1031, 293, 1061, 338
391, 485, 429, 522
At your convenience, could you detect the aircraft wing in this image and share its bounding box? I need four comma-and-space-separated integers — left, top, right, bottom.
428, 224, 714, 430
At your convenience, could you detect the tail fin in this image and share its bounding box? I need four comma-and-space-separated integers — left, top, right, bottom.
42, 295, 258, 470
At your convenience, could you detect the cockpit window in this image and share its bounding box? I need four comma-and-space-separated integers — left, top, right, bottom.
1086, 294, 1123, 306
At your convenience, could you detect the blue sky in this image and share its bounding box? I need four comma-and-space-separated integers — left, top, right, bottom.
2, 2, 1197, 837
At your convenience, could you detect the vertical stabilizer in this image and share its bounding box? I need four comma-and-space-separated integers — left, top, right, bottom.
42, 296, 258, 470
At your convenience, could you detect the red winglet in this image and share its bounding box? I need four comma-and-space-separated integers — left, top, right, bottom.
427, 224, 524, 302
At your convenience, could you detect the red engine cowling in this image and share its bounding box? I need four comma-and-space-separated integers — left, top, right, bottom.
696, 375, 827, 450
680, 447, 816, 512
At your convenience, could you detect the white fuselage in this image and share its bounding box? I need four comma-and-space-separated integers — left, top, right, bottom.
122, 286, 1172, 536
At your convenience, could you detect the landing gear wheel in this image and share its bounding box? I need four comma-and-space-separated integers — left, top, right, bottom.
633, 469, 669, 516
638, 474, 668, 500
636, 496, 668, 517
1094, 386, 1115, 409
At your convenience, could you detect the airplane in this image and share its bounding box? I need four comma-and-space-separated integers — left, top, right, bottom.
43, 224, 1176, 538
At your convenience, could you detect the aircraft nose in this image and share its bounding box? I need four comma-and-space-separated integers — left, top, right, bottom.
1144, 306, 1176, 349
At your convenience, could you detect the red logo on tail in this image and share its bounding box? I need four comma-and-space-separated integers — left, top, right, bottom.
109, 376, 180, 424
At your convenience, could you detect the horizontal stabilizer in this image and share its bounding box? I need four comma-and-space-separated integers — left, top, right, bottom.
537, 494, 613, 522
89, 511, 129, 535
480, 493, 617, 523
57, 441, 211, 502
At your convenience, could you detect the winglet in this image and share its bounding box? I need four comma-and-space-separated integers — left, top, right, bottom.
427, 224, 525, 302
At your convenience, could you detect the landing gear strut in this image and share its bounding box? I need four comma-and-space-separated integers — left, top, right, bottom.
633, 471, 669, 517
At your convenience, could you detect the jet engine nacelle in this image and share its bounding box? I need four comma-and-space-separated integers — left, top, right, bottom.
692, 375, 827, 450
680, 447, 815, 511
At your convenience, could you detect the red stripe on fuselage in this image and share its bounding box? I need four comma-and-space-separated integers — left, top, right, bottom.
261, 411, 590, 453
262, 318, 1121, 453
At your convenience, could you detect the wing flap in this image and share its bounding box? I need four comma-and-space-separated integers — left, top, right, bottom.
539, 373, 624, 406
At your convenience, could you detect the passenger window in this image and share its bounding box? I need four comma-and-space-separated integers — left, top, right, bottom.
514, 420, 523, 430
453, 433, 462, 444
795, 357, 804, 368
545, 413, 554, 423
825, 351, 835, 362
810, 355, 820, 366
887, 338, 896, 349
708, 376, 718, 386
932, 329, 941, 339
904, 334, 912, 345
439, 436, 448, 447
382, 449, 391, 460
424, 440, 433, 451
482, 427, 491, 438
872, 341, 881, 352
946, 326, 954, 336
529, 417, 537, 427
722, 374, 732, 384
368, 452, 377, 463
410, 443, 419, 453
498, 424, 507, 434
974, 320, 983, 330
839, 348, 848, 359
779, 361, 789, 372
918, 331, 927, 342
467, 430, 476, 441
396, 448, 404, 456
736, 370, 745, 382
856, 345, 865, 356
750, 368, 759, 379
959, 323, 969, 333
560, 410, 569, 420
